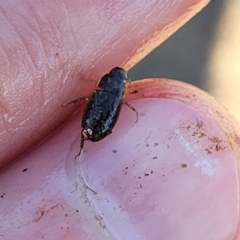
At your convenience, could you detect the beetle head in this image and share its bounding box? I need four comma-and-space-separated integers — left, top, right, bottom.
110, 67, 127, 80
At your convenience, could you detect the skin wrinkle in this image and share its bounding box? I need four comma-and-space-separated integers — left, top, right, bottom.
1, 125, 25, 133
0, 32, 37, 111
1, 106, 29, 129
105, 2, 122, 21
60, 0, 79, 51
21, 6, 41, 34
19, 22, 44, 72
0, 44, 11, 75
22, 105, 41, 125
0, 99, 9, 118
1, 102, 40, 138
59, 65, 71, 89
1, 10, 38, 74
0, 113, 12, 142
39, 75, 46, 110
0, 130, 6, 137
18, 3, 63, 72
0, 4, 42, 70
1, 4, 67, 129
21, 2, 80, 89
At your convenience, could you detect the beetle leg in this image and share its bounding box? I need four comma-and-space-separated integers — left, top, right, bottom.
122, 100, 138, 123
125, 77, 131, 83
62, 97, 89, 107
75, 130, 85, 159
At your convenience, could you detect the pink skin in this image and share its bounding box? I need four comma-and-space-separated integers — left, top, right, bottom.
1, 0, 240, 239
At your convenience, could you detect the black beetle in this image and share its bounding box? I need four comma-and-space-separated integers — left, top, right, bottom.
64, 67, 138, 158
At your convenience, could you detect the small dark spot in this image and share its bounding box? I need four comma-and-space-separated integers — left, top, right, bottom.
162, 174, 165, 177
209, 136, 221, 144
153, 156, 157, 160
151, 170, 153, 174
144, 173, 149, 177
76, 210, 79, 213
130, 90, 138, 94
199, 132, 206, 138
205, 149, 212, 155
154, 143, 158, 147
55, 52, 59, 56
22, 168, 28, 172
140, 184, 142, 189
1, 193, 5, 198
61, 227, 63, 229
181, 163, 188, 168
138, 176, 141, 179
112, 149, 117, 154
134, 192, 137, 195
146, 144, 149, 147
125, 167, 128, 170
65, 213, 68, 217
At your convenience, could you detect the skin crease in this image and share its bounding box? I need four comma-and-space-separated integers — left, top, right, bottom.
1, 0, 240, 240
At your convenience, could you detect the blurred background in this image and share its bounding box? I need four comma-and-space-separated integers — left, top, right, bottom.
129, 0, 240, 123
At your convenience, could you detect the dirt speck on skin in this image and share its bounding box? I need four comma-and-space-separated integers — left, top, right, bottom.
208, 136, 226, 152
94, 214, 106, 229
233, 134, 240, 146
205, 149, 212, 155
1, 193, 5, 198
180, 119, 228, 153
112, 149, 117, 154
32, 204, 59, 223
209, 136, 221, 144
130, 90, 139, 94
33, 208, 45, 222
22, 168, 28, 172
181, 163, 188, 168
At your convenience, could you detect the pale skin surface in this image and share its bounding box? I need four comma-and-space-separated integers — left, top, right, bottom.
1, 0, 240, 239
